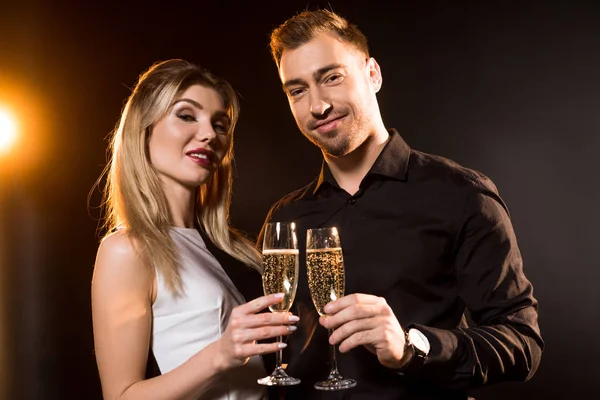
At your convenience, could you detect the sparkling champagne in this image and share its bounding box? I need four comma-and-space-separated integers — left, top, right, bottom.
262, 249, 299, 312
306, 247, 345, 316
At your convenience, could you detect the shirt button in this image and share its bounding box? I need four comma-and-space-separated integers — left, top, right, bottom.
347, 198, 356, 205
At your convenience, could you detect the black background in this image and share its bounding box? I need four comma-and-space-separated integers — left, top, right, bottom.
0, 0, 598, 398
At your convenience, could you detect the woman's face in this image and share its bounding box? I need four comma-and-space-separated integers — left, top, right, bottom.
148, 84, 231, 193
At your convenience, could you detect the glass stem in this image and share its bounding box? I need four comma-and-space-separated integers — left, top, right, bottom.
328, 329, 340, 376
275, 335, 283, 371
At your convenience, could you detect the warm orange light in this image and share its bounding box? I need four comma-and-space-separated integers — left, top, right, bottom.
0, 77, 50, 180
0, 107, 17, 157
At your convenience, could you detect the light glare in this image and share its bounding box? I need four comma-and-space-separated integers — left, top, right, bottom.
0, 108, 18, 156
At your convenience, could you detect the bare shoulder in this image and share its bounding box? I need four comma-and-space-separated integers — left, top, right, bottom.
92, 230, 153, 298
92, 231, 155, 398
97, 229, 140, 262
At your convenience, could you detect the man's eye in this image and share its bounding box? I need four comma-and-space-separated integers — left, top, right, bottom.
289, 88, 305, 97
325, 74, 342, 84
177, 114, 196, 122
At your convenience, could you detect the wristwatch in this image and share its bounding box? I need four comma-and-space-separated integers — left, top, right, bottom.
400, 328, 430, 373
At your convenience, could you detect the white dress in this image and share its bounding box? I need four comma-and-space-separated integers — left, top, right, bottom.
151, 227, 267, 399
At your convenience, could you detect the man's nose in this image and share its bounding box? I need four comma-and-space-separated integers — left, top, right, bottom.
309, 90, 332, 118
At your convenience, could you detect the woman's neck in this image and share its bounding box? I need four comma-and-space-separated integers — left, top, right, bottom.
162, 179, 197, 228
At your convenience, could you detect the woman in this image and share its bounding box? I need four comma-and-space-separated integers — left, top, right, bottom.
92, 59, 296, 399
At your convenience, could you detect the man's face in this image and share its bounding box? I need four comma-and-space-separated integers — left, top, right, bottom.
279, 33, 382, 157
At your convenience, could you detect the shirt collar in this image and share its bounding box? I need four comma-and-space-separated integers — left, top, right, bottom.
313, 129, 410, 195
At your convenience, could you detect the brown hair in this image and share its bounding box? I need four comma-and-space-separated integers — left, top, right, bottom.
270, 9, 370, 67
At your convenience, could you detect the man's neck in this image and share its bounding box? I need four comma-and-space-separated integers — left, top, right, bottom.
324, 129, 390, 196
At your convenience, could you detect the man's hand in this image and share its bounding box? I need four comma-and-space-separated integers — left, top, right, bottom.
320, 293, 410, 369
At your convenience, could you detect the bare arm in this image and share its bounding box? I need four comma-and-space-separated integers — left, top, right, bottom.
92, 232, 295, 400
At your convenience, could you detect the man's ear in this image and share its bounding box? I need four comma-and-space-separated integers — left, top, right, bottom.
367, 57, 383, 93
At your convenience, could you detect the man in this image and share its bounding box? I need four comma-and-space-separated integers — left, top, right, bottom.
259, 9, 543, 399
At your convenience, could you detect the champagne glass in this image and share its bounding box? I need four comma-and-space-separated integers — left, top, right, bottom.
257, 222, 301, 386
306, 227, 357, 390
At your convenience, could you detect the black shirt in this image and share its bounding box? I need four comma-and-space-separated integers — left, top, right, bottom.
259, 130, 543, 399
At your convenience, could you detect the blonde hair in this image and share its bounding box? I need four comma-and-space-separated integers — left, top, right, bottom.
101, 59, 261, 294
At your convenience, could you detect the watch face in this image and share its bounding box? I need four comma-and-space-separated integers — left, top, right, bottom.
408, 328, 431, 355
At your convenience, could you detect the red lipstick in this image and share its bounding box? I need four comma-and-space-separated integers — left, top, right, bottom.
186, 148, 214, 167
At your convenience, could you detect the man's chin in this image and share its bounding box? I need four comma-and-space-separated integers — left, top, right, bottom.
320, 142, 352, 158
302, 129, 349, 155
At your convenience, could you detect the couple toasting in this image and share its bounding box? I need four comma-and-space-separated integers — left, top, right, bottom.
92, 9, 543, 400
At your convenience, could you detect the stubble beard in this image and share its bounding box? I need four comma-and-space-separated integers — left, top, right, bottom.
302, 115, 370, 158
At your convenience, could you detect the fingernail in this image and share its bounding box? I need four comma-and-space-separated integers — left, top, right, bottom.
274, 293, 284, 299
287, 325, 297, 332
278, 343, 288, 349
324, 304, 332, 313
289, 315, 300, 322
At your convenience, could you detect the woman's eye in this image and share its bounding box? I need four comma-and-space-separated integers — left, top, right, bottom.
214, 124, 229, 134
177, 113, 196, 122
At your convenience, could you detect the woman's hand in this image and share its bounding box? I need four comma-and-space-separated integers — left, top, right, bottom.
213, 293, 299, 371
